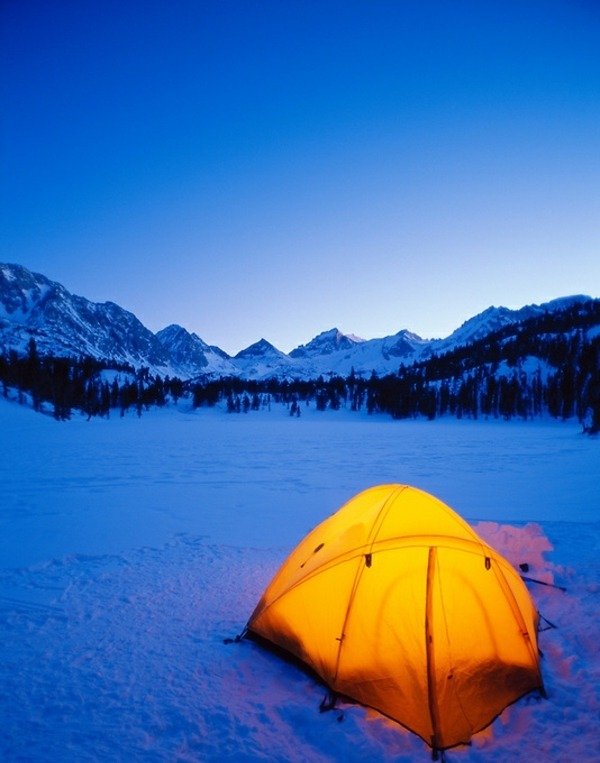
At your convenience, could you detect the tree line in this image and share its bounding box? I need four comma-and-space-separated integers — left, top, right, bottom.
0, 339, 185, 421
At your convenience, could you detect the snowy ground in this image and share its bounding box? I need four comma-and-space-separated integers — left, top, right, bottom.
0, 397, 598, 761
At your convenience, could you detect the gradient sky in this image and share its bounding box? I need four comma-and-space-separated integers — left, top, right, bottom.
2, 0, 599, 354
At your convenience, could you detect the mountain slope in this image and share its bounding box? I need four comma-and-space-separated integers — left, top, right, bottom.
431, 296, 592, 354
0, 263, 171, 370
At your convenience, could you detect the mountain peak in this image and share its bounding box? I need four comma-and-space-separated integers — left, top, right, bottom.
157, 323, 188, 338
289, 327, 364, 359
235, 338, 285, 360
0, 262, 172, 370
155, 323, 234, 375
156, 323, 208, 351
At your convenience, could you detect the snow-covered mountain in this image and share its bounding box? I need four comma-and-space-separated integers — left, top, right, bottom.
431, 296, 592, 354
0, 263, 172, 371
233, 339, 297, 380
155, 324, 236, 378
289, 328, 364, 358
0, 263, 596, 381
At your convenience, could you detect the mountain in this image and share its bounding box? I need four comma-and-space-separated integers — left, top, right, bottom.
234, 338, 284, 360
432, 296, 592, 354
1, 263, 597, 382
283, 329, 429, 380
289, 328, 364, 358
0, 263, 171, 371
155, 325, 236, 377
233, 339, 296, 380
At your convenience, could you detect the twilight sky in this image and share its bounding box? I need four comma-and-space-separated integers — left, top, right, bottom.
1, 0, 599, 354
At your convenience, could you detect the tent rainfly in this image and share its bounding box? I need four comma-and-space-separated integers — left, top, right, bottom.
247, 484, 545, 754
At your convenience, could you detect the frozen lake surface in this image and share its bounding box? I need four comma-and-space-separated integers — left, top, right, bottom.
0, 398, 598, 761
1, 399, 597, 568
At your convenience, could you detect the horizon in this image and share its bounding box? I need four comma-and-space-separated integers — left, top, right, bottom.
2, 1, 600, 355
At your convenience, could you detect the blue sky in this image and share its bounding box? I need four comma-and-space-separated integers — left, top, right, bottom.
2, 0, 599, 354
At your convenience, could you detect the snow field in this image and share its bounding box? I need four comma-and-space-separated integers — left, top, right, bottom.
0, 397, 598, 761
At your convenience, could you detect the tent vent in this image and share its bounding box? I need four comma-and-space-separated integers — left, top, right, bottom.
300, 542, 325, 568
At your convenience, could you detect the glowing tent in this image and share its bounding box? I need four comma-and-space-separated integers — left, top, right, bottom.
247, 484, 544, 753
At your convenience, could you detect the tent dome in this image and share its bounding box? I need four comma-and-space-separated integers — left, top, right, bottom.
248, 484, 544, 751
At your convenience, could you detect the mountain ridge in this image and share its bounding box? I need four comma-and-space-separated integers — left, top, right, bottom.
0, 263, 596, 381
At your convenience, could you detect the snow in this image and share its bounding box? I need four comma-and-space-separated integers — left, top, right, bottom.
97, 369, 136, 385
0, 396, 599, 761
1, 265, 17, 281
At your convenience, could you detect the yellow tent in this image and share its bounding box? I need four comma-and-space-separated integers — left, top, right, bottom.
248, 484, 544, 752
